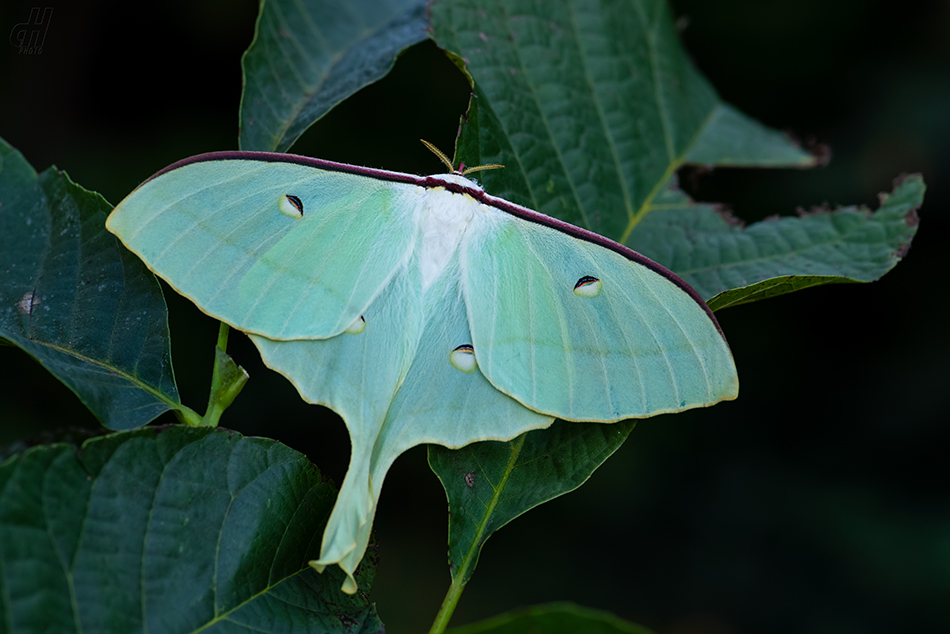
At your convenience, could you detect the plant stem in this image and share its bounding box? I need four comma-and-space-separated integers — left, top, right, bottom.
429, 573, 467, 634
201, 322, 231, 427
174, 405, 203, 426
429, 434, 527, 634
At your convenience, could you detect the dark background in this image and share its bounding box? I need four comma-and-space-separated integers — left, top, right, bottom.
1, 1, 947, 633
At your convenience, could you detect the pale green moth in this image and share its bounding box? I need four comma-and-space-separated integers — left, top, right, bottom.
106, 150, 739, 594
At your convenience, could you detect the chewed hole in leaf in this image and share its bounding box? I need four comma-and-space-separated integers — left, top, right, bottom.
449, 344, 477, 373
573, 275, 602, 297
278, 194, 303, 219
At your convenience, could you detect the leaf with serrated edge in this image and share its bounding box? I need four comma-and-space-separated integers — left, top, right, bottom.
0, 137, 180, 430
429, 420, 635, 583
626, 175, 924, 308
0, 426, 383, 633
240, 0, 428, 152
427, 0, 922, 587
435, 0, 815, 243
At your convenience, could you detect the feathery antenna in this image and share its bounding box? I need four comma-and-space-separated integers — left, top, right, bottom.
420, 139, 455, 172
420, 139, 504, 176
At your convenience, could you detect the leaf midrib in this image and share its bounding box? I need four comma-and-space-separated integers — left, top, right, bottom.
673, 218, 899, 278
455, 434, 526, 583
10, 335, 180, 414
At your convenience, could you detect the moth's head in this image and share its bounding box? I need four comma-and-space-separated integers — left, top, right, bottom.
420, 139, 504, 184
431, 172, 483, 189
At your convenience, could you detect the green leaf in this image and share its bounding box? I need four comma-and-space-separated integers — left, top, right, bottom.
425, 0, 924, 593
240, 0, 429, 152
202, 324, 250, 428
0, 428, 104, 464
436, 0, 922, 309
425, 0, 819, 587
0, 137, 186, 431
0, 425, 383, 633
428, 419, 635, 584
433, 0, 815, 243
447, 602, 655, 634
683, 102, 817, 167
210, 346, 249, 409
626, 174, 924, 309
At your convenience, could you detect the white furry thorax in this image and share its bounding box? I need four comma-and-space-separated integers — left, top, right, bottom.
415, 178, 483, 291
429, 173, 485, 189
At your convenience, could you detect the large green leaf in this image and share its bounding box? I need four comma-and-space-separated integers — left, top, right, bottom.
428, 419, 635, 583
629, 174, 924, 309
437, 0, 921, 305
434, 0, 815, 242
447, 603, 654, 634
0, 138, 186, 430
425, 0, 921, 589
0, 425, 383, 633
240, 0, 429, 152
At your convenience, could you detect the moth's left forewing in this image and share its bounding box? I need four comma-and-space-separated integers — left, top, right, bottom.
461, 197, 738, 422
106, 155, 423, 341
